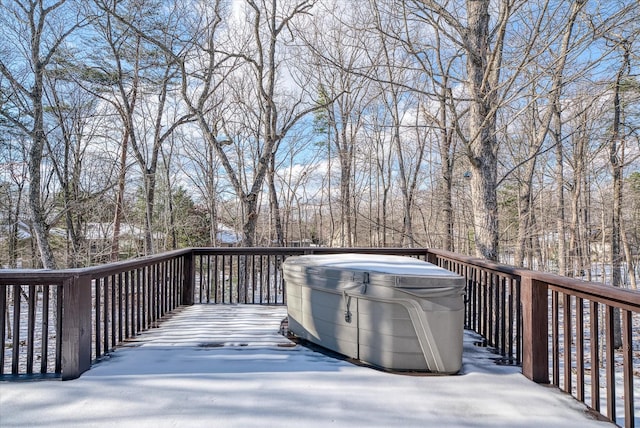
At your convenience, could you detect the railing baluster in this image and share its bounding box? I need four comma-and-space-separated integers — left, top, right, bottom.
259, 255, 264, 304
213, 255, 218, 303
267, 255, 272, 304
471, 267, 477, 331
95, 278, 101, 358
500, 276, 506, 356
111, 275, 117, 348
198, 255, 203, 303
222, 255, 226, 303
480, 270, 486, 339
169, 259, 174, 309
486, 272, 496, 347
275, 254, 279, 304
160, 262, 165, 315
515, 281, 522, 365
229, 255, 233, 303
103, 277, 109, 354
124, 271, 133, 338
563, 293, 572, 394
239, 255, 244, 303
552, 290, 559, 386
148, 265, 154, 325
146, 265, 151, 327
12, 285, 21, 374
136, 268, 142, 334
158, 262, 163, 317
237, 254, 242, 303
239, 254, 243, 303
575, 297, 584, 402
206, 255, 211, 303
175, 258, 180, 308
40, 285, 50, 373
463, 265, 469, 328
151, 264, 157, 324
605, 305, 616, 423
55, 284, 63, 374
152, 264, 158, 325
473, 267, 479, 333
27, 285, 36, 374
621, 309, 634, 428
590, 301, 600, 412
0, 285, 6, 374
172, 259, 177, 307
251, 254, 256, 304
118, 273, 123, 343
164, 260, 169, 314
164, 261, 168, 313
279, 255, 284, 304
508, 278, 514, 361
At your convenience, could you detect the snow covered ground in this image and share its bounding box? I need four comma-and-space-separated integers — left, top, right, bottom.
1, 305, 614, 427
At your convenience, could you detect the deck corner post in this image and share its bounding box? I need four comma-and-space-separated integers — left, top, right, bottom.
521, 274, 549, 383
61, 274, 92, 380
426, 251, 438, 265
182, 251, 194, 306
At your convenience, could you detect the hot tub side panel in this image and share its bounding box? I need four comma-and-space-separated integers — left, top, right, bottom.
357, 299, 428, 370
285, 274, 358, 359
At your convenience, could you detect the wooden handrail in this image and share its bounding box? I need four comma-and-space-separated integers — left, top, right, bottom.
429, 248, 640, 308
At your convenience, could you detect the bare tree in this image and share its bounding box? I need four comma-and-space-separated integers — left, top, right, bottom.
409, 0, 498, 259
368, 5, 430, 247
301, 1, 377, 246
43, 70, 112, 267
509, 1, 587, 268
93, 0, 194, 255
0, 135, 29, 267
606, 35, 638, 346
0, 0, 89, 268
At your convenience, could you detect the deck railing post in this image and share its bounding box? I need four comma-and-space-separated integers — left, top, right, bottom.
426, 251, 438, 265
182, 251, 194, 306
521, 274, 549, 383
61, 274, 92, 380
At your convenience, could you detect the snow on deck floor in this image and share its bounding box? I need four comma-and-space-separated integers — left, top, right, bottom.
0, 305, 612, 428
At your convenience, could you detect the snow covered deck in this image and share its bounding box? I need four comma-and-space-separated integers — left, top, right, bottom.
1, 305, 612, 427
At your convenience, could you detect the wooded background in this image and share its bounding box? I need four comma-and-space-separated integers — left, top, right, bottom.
0, 0, 638, 288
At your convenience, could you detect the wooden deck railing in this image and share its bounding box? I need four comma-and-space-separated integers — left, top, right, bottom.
428, 249, 639, 428
1, 247, 638, 426
0, 249, 192, 380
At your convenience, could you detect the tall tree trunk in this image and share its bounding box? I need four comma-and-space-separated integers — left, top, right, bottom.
207, 143, 218, 246
0, 0, 79, 269
438, 90, 455, 252
466, 0, 499, 261
30, 62, 57, 269
516, 0, 584, 268
516, 158, 536, 267
7, 182, 24, 269
337, 138, 352, 247
111, 130, 129, 261
554, 106, 567, 276
163, 150, 177, 250
608, 39, 630, 348
569, 130, 583, 277
622, 229, 637, 289
143, 171, 156, 254
268, 155, 284, 246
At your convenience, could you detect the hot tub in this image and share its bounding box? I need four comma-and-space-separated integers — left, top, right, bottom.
283, 253, 466, 373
